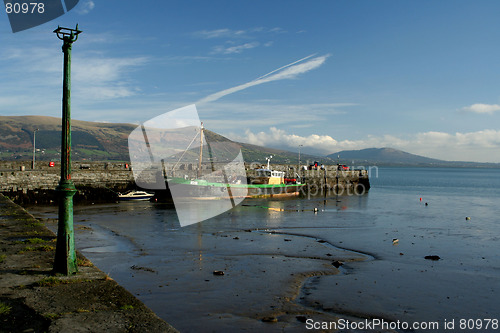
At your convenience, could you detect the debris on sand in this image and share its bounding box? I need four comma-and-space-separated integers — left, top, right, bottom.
261, 316, 278, 323
332, 260, 343, 268
131, 265, 157, 273
296, 315, 307, 323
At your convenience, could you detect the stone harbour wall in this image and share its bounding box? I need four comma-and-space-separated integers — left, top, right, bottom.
0, 161, 370, 200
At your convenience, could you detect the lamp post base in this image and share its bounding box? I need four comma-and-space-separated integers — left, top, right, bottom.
53, 180, 78, 275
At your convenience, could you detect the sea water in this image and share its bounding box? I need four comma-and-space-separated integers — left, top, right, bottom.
31, 167, 500, 332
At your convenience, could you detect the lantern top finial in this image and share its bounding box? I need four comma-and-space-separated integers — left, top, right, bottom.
53, 24, 82, 42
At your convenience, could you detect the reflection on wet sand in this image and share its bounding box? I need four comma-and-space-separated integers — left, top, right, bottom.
33, 177, 500, 332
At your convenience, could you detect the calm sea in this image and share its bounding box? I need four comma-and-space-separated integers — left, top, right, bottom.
32, 167, 500, 332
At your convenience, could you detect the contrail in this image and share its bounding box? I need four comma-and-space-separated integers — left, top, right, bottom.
197, 54, 330, 104
254, 53, 317, 81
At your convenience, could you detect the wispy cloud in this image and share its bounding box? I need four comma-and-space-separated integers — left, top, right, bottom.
74, 57, 147, 83
197, 54, 330, 104
199, 101, 353, 131
461, 103, 500, 114
211, 42, 260, 54
73, 56, 147, 100
0, 40, 149, 117
193, 28, 246, 39
193, 27, 285, 39
193, 27, 285, 55
77, 0, 95, 14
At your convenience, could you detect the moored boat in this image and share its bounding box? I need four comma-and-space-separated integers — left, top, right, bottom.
166, 157, 304, 199
166, 175, 304, 199
118, 190, 154, 201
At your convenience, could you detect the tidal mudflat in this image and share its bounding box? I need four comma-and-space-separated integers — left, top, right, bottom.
33, 167, 500, 332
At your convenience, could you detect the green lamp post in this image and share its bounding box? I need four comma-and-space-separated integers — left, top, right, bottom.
53, 25, 82, 275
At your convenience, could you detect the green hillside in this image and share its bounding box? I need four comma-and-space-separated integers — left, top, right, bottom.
0, 115, 327, 164
0, 116, 135, 161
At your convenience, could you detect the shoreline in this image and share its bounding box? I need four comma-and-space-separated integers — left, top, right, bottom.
34, 202, 399, 332
0, 194, 178, 332
15, 181, 500, 332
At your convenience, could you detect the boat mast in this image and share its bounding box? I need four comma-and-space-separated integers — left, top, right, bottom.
197, 122, 203, 178
266, 155, 273, 170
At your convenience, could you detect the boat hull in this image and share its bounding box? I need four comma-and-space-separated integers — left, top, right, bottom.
118, 191, 154, 201
118, 196, 153, 201
165, 177, 304, 200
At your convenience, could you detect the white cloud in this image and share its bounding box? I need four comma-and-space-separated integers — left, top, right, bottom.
229, 128, 500, 163
77, 0, 95, 14
461, 103, 500, 114
243, 127, 338, 151
193, 29, 246, 39
72, 56, 147, 100
0, 41, 149, 117
74, 57, 147, 83
211, 42, 260, 55
194, 27, 284, 55
197, 54, 330, 104
198, 101, 353, 132
193, 27, 285, 39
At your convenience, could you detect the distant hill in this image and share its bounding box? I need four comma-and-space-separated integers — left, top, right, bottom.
0, 115, 326, 164
4, 116, 496, 167
0, 115, 135, 161
328, 147, 500, 168
328, 148, 442, 165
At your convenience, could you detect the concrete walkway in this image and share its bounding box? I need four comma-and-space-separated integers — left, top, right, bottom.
0, 194, 178, 333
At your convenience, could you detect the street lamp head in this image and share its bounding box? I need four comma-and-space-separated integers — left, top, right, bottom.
53, 24, 82, 42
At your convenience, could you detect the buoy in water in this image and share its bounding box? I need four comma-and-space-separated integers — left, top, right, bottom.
465, 216, 471, 221
313, 207, 318, 213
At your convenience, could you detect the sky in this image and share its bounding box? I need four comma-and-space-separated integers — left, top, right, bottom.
1, 0, 500, 162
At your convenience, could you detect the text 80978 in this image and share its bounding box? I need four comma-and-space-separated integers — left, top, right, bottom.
5, 2, 45, 14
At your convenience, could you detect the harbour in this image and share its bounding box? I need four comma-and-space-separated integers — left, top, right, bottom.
3, 1, 500, 331
24, 167, 500, 332
0, 161, 371, 205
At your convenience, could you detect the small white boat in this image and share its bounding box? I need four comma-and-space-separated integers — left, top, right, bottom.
118, 190, 154, 201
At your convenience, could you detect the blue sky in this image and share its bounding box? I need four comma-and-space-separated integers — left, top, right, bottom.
1, 0, 500, 162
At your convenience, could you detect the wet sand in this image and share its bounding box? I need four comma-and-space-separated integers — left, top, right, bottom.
0, 194, 177, 333
33, 188, 500, 332
43, 216, 371, 332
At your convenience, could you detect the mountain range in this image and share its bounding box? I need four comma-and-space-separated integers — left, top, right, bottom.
328, 148, 499, 167
328, 148, 443, 165
0, 115, 321, 164
1, 116, 498, 167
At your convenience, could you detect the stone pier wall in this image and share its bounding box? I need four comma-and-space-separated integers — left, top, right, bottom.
0, 161, 133, 192
0, 161, 370, 196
